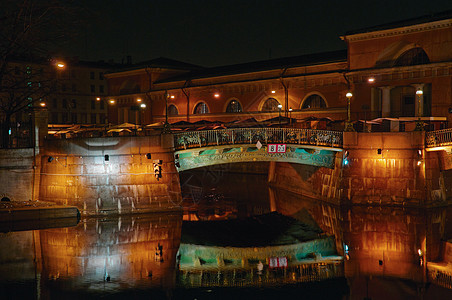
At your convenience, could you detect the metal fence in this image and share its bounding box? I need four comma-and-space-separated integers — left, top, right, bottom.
428, 269, 452, 289
173, 128, 343, 150
426, 129, 452, 148
177, 261, 344, 288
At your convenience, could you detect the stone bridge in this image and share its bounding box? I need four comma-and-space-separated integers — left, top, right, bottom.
173, 128, 343, 171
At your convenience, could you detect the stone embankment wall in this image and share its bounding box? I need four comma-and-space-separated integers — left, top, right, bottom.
268, 131, 449, 207
0, 148, 37, 202
39, 134, 182, 215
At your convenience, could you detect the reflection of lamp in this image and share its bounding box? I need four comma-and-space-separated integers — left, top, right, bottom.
344, 92, 355, 132
289, 107, 293, 127
415, 89, 424, 131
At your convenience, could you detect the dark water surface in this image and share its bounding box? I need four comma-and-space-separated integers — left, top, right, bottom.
1, 165, 452, 299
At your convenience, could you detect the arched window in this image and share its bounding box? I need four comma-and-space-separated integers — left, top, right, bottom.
168, 104, 178, 116
226, 100, 242, 113
194, 102, 209, 114
261, 98, 280, 112
394, 48, 429, 66
302, 94, 327, 109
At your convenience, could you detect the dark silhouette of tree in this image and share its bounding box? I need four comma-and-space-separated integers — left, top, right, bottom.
0, 0, 84, 147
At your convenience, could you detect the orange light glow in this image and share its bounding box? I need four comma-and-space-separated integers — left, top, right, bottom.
96, 97, 101, 101
39, 102, 46, 107
109, 99, 115, 104
368, 77, 375, 83
137, 98, 142, 102
56, 62, 65, 69
170, 95, 175, 99
214, 93, 220, 98
271, 90, 276, 94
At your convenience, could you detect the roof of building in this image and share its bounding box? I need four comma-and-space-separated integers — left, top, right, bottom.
345, 9, 452, 36
155, 49, 347, 84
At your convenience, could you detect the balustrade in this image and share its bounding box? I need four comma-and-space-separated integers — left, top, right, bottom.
173, 128, 343, 150
426, 129, 452, 148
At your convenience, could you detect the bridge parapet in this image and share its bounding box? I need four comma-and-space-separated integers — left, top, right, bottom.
174, 128, 343, 150
426, 129, 452, 149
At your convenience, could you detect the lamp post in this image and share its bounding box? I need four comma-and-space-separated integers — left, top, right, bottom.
344, 92, 355, 132
289, 107, 293, 127
277, 104, 282, 128
162, 91, 171, 133
415, 89, 424, 131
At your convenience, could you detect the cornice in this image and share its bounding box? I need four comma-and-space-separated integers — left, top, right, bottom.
342, 19, 452, 42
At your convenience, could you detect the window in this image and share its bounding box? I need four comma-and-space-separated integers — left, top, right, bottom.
71, 113, 77, 123
51, 113, 58, 123
91, 113, 97, 123
302, 94, 327, 109
90, 71, 95, 79
394, 48, 429, 67
99, 85, 104, 93
194, 102, 209, 114
168, 105, 178, 116
91, 100, 95, 109
226, 100, 242, 113
90, 85, 95, 93
62, 112, 68, 123
100, 114, 107, 124
261, 98, 280, 111
71, 99, 77, 109
100, 100, 105, 110
99, 72, 104, 80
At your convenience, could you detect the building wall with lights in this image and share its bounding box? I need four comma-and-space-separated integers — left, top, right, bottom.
104, 15, 451, 131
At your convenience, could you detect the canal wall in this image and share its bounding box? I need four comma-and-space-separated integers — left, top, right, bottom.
0, 148, 37, 202
39, 134, 182, 215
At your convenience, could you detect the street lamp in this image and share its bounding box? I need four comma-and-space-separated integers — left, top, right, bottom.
277, 104, 283, 128
415, 89, 424, 131
289, 107, 293, 127
344, 92, 355, 132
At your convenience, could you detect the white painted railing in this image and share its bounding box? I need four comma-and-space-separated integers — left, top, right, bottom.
173, 128, 343, 150
426, 129, 452, 148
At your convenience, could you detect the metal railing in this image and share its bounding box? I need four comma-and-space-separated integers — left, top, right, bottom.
426, 129, 452, 148
428, 269, 452, 289
173, 128, 343, 150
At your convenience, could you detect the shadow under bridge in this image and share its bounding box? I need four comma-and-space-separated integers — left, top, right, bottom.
173, 128, 343, 171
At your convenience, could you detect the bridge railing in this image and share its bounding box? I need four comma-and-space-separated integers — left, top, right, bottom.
426, 129, 452, 148
173, 128, 343, 150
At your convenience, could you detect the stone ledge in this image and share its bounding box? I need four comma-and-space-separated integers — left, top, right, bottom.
0, 205, 79, 222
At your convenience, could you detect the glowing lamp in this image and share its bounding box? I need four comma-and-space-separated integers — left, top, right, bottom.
39, 102, 46, 107
271, 90, 276, 94
277, 104, 282, 109
416, 89, 423, 95
368, 77, 375, 83
140, 103, 146, 108
170, 95, 175, 99
56, 62, 65, 69
96, 97, 101, 101
214, 93, 220, 98
109, 99, 115, 104
346, 92, 353, 99
137, 98, 142, 102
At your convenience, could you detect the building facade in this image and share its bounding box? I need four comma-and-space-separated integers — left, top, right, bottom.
105, 12, 452, 131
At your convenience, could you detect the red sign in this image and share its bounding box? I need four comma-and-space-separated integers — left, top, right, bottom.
267, 144, 286, 153
269, 256, 288, 268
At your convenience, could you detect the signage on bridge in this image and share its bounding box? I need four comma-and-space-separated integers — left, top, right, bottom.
269, 256, 288, 268
267, 144, 286, 153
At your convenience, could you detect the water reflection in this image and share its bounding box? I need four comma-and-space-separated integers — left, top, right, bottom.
2, 165, 452, 299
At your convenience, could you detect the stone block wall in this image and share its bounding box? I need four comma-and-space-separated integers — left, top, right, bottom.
39, 134, 182, 215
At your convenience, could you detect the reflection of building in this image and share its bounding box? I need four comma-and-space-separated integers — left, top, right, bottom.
105, 12, 452, 130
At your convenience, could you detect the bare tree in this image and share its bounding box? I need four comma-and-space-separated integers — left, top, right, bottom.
0, 0, 83, 147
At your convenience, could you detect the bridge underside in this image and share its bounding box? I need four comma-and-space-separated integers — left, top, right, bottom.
174, 144, 341, 171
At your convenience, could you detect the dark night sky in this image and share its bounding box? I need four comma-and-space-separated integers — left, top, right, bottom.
66, 0, 452, 67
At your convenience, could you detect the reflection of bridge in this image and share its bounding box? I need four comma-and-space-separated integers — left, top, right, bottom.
173, 128, 343, 171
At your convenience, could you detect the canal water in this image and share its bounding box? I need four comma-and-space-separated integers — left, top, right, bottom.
1, 163, 452, 299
